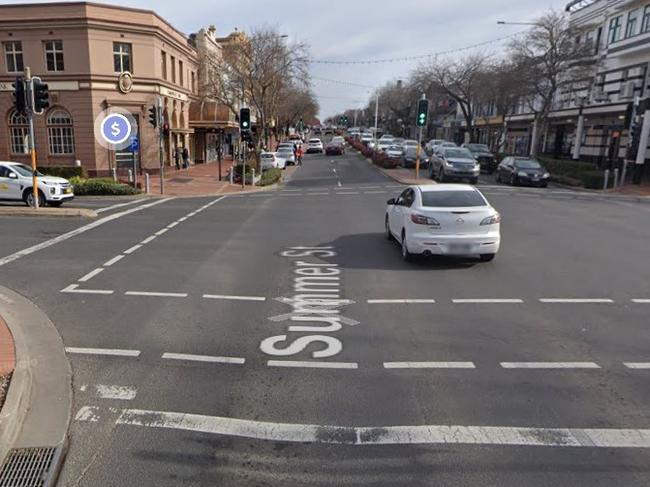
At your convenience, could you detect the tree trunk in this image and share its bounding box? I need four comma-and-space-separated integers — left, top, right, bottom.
529, 117, 540, 157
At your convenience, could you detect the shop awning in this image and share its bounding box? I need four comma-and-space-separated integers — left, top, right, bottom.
189, 100, 238, 129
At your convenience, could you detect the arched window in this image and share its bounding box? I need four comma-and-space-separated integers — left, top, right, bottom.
8, 110, 29, 155
46, 108, 75, 155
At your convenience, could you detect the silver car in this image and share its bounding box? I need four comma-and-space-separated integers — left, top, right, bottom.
429, 147, 480, 184
276, 147, 296, 165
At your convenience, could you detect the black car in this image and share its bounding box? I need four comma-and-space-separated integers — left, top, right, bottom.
401, 146, 429, 168
462, 143, 497, 173
496, 157, 550, 187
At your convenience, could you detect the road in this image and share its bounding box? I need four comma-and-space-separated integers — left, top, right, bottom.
1, 147, 650, 486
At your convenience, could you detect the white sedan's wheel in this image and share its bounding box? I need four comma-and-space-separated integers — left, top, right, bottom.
385, 216, 393, 241
401, 233, 413, 262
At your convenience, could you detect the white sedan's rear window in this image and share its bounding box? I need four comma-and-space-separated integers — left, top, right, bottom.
421, 191, 486, 207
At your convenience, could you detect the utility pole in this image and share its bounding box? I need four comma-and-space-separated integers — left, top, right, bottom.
373, 93, 379, 149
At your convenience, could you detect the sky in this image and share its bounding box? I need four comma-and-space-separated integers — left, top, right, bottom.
4, 0, 568, 119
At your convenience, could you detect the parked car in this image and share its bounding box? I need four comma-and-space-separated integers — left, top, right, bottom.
325, 141, 345, 155
392, 138, 405, 148
307, 138, 324, 153
276, 147, 296, 165
260, 152, 286, 170
402, 139, 419, 150
401, 146, 429, 168
496, 157, 550, 187
385, 145, 404, 159
377, 136, 395, 151
429, 147, 480, 184
425, 139, 445, 155
331, 136, 346, 147
462, 143, 498, 173
0, 161, 74, 207
361, 133, 374, 146
385, 184, 500, 262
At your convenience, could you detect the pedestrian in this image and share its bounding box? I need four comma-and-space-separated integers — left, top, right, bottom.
182, 147, 189, 169
296, 144, 303, 165
174, 146, 181, 170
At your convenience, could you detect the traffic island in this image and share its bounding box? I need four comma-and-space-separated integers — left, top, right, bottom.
0, 286, 72, 486
0, 207, 97, 218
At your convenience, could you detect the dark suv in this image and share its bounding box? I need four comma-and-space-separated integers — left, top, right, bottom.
462, 143, 497, 174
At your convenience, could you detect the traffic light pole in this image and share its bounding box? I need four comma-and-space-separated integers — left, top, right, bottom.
157, 97, 165, 195
416, 126, 423, 180
25, 67, 39, 209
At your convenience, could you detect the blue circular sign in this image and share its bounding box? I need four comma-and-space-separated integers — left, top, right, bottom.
100, 113, 132, 145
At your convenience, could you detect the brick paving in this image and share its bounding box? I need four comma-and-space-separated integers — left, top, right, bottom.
0, 315, 15, 377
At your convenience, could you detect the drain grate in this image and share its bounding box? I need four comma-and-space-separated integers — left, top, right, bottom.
0, 448, 56, 487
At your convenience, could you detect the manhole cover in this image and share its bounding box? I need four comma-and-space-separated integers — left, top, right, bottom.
0, 447, 58, 487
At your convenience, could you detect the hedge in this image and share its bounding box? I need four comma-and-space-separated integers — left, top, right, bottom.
536, 157, 604, 188
260, 168, 282, 186
38, 166, 86, 179
69, 177, 140, 196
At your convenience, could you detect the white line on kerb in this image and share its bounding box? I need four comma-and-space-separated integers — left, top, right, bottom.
539, 298, 614, 303
125, 291, 188, 298
60, 284, 114, 295
123, 244, 142, 255
140, 236, 156, 244
202, 294, 266, 302
452, 299, 524, 304
631, 299, 650, 303
384, 362, 475, 369
66, 347, 140, 357
624, 363, 650, 369
0, 198, 171, 268
103, 255, 125, 267
101, 407, 650, 448
367, 299, 435, 304
78, 267, 104, 282
162, 353, 245, 365
267, 360, 358, 369
500, 362, 601, 369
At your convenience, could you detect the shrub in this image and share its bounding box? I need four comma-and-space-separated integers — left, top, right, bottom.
233, 163, 253, 176
38, 165, 86, 179
69, 176, 140, 195
260, 168, 282, 186
580, 170, 605, 189
536, 157, 606, 189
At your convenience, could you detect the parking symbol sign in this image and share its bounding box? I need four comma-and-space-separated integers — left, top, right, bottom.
100, 113, 132, 145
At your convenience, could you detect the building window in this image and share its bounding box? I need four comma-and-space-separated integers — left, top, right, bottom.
46, 109, 75, 155
4, 42, 24, 73
191, 71, 195, 93
179, 60, 184, 86
643, 5, 650, 33
595, 27, 602, 53
608, 15, 622, 44
171, 56, 176, 84
626, 9, 639, 38
44, 40, 64, 71
8, 110, 28, 154
113, 42, 132, 73
161, 51, 167, 80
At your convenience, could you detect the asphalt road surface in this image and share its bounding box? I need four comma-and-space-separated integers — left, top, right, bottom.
1, 148, 650, 486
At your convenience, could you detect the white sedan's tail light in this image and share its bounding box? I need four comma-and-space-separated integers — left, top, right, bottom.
411, 214, 440, 226
480, 213, 501, 226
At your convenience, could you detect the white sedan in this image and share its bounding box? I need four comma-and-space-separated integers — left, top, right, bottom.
385, 184, 500, 262
260, 152, 286, 170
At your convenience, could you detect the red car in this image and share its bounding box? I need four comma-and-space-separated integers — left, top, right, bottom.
325, 142, 345, 155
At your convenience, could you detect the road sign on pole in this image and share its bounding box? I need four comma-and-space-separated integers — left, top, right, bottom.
100, 113, 132, 146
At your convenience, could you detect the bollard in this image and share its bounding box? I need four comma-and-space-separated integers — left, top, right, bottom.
620, 161, 628, 187
230, 168, 234, 185
603, 169, 610, 190
127, 169, 133, 183
75, 159, 81, 167
613, 168, 619, 188
252, 169, 256, 187
112, 167, 117, 182
145, 173, 150, 194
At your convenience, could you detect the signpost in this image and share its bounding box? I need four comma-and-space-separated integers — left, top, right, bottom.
130, 135, 139, 188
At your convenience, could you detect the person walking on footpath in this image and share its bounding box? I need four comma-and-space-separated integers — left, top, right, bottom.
174, 146, 181, 170
296, 144, 304, 165
182, 147, 189, 169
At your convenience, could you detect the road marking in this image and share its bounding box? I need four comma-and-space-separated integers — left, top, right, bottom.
358, 186, 382, 189
162, 353, 246, 365
631, 299, 650, 303
251, 194, 272, 197
267, 360, 358, 369
0, 198, 171, 268
384, 362, 475, 369
178, 217, 188, 222
367, 299, 435, 304
202, 294, 266, 302
141, 235, 156, 244
78, 267, 104, 282
280, 193, 303, 196
364, 190, 387, 194
624, 363, 650, 369
123, 244, 142, 255
281, 189, 302, 192
103, 255, 125, 267
500, 362, 601, 369
96, 407, 650, 448
125, 291, 188, 298
95, 199, 144, 213
66, 347, 141, 357
452, 299, 524, 304
60, 284, 114, 295
167, 222, 179, 229
154, 228, 169, 236
335, 191, 359, 195
337, 181, 342, 187
306, 192, 330, 196
95, 384, 137, 400
539, 298, 614, 304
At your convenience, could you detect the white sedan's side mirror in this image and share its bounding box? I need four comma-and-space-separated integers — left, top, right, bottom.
8, 172, 18, 179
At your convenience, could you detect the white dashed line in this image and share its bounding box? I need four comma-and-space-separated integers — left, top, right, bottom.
141, 236, 157, 244
178, 217, 188, 222
123, 244, 142, 255
125, 291, 188, 298
78, 268, 104, 282
367, 299, 435, 304
539, 298, 614, 304
335, 191, 359, 195
267, 360, 358, 369
624, 363, 650, 369
95, 384, 137, 400
103, 255, 125, 267
384, 362, 475, 369
306, 192, 330, 196
631, 299, 650, 303
500, 362, 601, 369
162, 353, 246, 365
95, 199, 144, 213
202, 294, 267, 302
280, 193, 303, 196
66, 347, 141, 357
167, 222, 179, 229
452, 299, 524, 304
60, 284, 114, 295
154, 228, 169, 236
281, 189, 302, 192
364, 190, 387, 194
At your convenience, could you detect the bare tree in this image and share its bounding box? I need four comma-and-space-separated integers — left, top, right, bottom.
276, 86, 319, 136
509, 10, 597, 156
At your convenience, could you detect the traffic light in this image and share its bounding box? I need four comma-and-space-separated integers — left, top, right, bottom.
240, 107, 251, 131
148, 105, 158, 128
32, 77, 49, 113
416, 99, 429, 127
12, 77, 27, 115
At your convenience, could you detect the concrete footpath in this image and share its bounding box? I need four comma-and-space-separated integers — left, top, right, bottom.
0, 286, 71, 485
0, 207, 97, 218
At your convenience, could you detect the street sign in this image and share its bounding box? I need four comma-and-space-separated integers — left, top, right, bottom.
130, 135, 139, 152
100, 113, 132, 145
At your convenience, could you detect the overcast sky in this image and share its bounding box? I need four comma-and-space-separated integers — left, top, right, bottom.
5, 0, 569, 119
